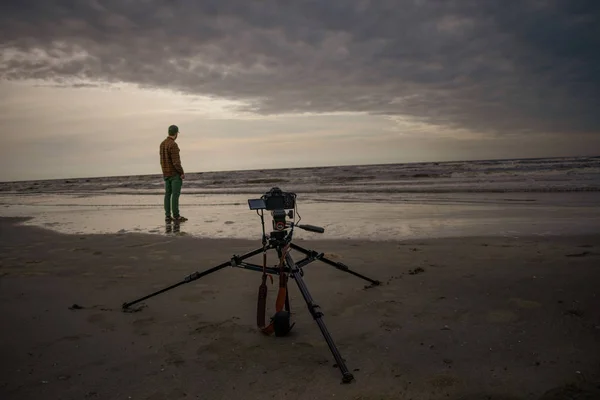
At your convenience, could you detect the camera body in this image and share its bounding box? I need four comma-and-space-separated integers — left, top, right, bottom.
248, 187, 296, 212
248, 187, 297, 234
262, 187, 296, 211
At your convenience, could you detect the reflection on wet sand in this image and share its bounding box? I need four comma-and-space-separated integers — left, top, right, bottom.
2, 192, 600, 240
165, 222, 182, 234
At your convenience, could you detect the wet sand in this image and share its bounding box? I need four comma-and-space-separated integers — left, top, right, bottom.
3, 191, 600, 240
1, 216, 599, 399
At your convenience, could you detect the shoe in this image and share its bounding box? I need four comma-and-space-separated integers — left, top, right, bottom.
165, 216, 173, 222
173, 215, 188, 222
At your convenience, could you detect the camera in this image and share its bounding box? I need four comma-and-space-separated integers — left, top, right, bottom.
248, 187, 297, 234
248, 187, 296, 211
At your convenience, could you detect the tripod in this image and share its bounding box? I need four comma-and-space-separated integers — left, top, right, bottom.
122, 192, 381, 383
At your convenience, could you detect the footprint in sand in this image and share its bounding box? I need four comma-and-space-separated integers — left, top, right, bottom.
509, 297, 541, 309
180, 294, 207, 302
165, 351, 186, 367
95, 280, 119, 290
332, 303, 364, 318
21, 271, 50, 277
380, 320, 402, 331
324, 252, 341, 259
132, 317, 155, 326
381, 286, 401, 297
87, 313, 115, 331
56, 333, 92, 343
132, 317, 156, 336
333, 299, 400, 318
88, 314, 105, 323
70, 247, 90, 252
180, 290, 217, 302
487, 309, 518, 323
292, 342, 315, 349
192, 318, 253, 336
111, 265, 132, 270
428, 374, 462, 389
127, 241, 173, 248
539, 383, 600, 399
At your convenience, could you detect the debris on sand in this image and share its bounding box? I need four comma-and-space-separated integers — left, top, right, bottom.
68, 304, 117, 312
539, 383, 600, 400
408, 267, 425, 275
122, 304, 147, 313
566, 251, 591, 257
564, 309, 584, 317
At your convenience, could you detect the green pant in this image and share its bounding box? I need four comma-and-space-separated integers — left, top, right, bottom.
164, 175, 183, 217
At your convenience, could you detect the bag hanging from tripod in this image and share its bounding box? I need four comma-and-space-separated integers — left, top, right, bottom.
257, 244, 294, 336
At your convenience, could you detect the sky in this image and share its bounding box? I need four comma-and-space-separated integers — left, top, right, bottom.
0, 1, 599, 182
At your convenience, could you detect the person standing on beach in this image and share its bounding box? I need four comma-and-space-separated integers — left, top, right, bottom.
160, 125, 188, 223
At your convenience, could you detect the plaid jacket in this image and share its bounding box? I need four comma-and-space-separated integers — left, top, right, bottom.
160, 137, 184, 177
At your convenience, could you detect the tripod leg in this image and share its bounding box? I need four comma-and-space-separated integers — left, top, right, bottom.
286, 253, 355, 384
289, 243, 380, 287
122, 246, 267, 310
122, 262, 230, 310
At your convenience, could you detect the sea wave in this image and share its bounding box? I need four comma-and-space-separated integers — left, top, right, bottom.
1, 156, 599, 195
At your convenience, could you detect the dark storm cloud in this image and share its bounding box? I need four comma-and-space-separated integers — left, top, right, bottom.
1, 0, 599, 135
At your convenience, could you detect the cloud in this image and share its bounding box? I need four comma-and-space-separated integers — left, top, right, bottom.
1, 0, 599, 137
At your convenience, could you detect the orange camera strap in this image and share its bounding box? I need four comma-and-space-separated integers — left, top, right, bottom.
257, 244, 290, 335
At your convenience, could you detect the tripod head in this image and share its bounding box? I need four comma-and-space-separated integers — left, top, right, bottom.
248, 187, 324, 247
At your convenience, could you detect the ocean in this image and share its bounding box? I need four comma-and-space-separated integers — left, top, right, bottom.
3, 156, 600, 195
1, 156, 600, 240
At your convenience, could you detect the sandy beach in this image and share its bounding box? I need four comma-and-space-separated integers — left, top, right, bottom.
1, 216, 599, 399
2, 0, 598, 394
